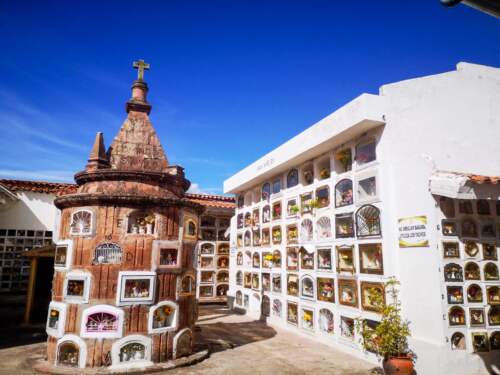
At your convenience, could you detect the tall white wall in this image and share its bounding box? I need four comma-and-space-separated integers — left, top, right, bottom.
378, 62, 500, 375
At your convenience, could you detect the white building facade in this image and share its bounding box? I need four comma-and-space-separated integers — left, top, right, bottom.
224, 62, 500, 375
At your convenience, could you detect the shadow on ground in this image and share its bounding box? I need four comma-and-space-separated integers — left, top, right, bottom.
195, 304, 276, 354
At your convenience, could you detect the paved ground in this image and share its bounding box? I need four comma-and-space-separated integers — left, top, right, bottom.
0, 304, 378, 375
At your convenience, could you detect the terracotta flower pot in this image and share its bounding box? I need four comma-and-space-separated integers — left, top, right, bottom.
382, 355, 414, 375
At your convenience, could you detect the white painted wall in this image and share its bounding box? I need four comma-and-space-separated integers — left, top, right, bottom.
0, 191, 58, 232
225, 62, 500, 375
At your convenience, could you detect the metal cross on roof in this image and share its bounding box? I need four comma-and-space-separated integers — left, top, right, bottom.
133, 59, 150, 81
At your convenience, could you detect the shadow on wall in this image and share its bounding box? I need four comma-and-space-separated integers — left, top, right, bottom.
478, 353, 500, 375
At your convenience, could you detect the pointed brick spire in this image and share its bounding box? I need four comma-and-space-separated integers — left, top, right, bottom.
86, 132, 110, 171
107, 60, 169, 172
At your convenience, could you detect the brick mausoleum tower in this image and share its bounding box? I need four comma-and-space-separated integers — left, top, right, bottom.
43, 61, 202, 370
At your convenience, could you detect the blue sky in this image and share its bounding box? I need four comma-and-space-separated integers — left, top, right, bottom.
0, 1, 499, 194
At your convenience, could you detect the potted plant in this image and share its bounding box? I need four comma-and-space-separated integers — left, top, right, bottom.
320, 168, 330, 180
356, 278, 414, 375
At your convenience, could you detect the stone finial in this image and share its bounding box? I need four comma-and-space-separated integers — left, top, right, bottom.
86, 132, 110, 171
126, 59, 152, 114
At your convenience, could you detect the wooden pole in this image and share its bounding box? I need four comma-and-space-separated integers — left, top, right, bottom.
24, 257, 38, 324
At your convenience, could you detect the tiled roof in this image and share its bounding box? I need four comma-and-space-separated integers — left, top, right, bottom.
0, 179, 75, 194
185, 193, 235, 209
443, 171, 500, 185
0, 179, 235, 209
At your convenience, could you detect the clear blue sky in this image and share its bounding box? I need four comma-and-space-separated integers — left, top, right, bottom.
0, 1, 498, 194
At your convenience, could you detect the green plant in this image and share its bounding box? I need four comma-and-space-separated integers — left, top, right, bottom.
356, 278, 413, 361
289, 205, 300, 215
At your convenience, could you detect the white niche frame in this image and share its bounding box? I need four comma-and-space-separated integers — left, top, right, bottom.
116, 271, 156, 306
46, 301, 67, 338
111, 334, 153, 369
54, 239, 74, 271
63, 270, 91, 304
148, 300, 179, 334
56, 334, 87, 369
80, 304, 124, 339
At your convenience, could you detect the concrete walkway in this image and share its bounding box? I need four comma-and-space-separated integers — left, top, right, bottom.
0, 304, 378, 375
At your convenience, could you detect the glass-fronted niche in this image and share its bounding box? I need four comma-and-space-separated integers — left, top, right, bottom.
437, 195, 500, 354
235, 136, 379, 210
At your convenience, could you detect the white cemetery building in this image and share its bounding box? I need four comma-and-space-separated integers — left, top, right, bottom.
224, 62, 500, 375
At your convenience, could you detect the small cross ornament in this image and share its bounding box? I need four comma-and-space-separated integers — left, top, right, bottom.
133, 59, 150, 81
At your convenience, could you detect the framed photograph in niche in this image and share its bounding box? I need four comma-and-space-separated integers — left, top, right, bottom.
244, 212, 252, 227
46, 301, 67, 338
159, 248, 179, 267
481, 220, 496, 239
487, 286, 500, 305
272, 274, 281, 293
335, 213, 354, 238
300, 248, 314, 270
317, 277, 334, 303
251, 273, 259, 290
262, 273, 270, 292
64, 272, 91, 304
359, 243, 383, 275
444, 263, 463, 282
317, 248, 332, 271
261, 182, 271, 201
464, 241, 479, 258
287, 198, 299, 217
338, 279, 358, 308
300, 192, 314, 214
262, 252, 272, 268
451, 332, 466, 350
484, 262, 499, 281
199, 285, 213, 298
336, 245, 355, 273
471, 332, 489, 353
116, 271, 155, 306
252, 209, 259, 226
183, 216, 198, 240
244, 273, 251, 288
252, 229, 261, 246
244, 294, 249, 308
272, 226, 282, 244
340, 316, 355, 340
272, 299, 282, 317
315, 186, 330, 208
301, 276, 314, 299
287, 274, 299, 296
442, 220, 457, 237
200, 271, 214, 284
200, 243, 214, 255
470, 308, 485, 327
482, 243, 497, 260
461, 219, 478, 238
357, 175, 377, 203
301, 307, 314, 331
272, 201, 282, 221
447, 286, 464, 304
443, 242, 460, 258
491, 332, 500, 351
237, 234, 243, 247
467, 284, 483, 303
319, 308, 334, 335
237, 214, 243, 229
287, 301, 298, 326
302, 163, 314, 186
262, 205, 271, 223
335, 179, 353, 207
361, 282, 385, 312
272, 249, 281, 268
200, 257, 214, 268
54, 241, 72, 270
464, 262, 480, 280
287, 247, 299, 271
261, 228, 270, 245
448, 306, 465, 326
